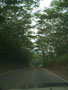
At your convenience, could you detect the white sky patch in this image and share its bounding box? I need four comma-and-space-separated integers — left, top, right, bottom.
31, 20, 36, 26
32, 0, 52, 13
40, 0, 53, 9
32, 29, 38, 34
31, 0, 52, 43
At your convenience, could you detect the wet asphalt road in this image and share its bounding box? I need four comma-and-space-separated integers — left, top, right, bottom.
0, 67, 68, 90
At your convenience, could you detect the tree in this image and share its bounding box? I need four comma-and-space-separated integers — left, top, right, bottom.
0, 0, 40, 67
35, 0, 68, 66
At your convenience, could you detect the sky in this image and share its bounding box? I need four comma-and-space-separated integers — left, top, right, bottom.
32, 0, 53, 13
40, 0, 53, 9
32, 0, 53, 32
32, 0, 53, 42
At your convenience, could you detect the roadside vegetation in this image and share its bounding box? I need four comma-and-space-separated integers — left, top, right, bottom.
0, 0, 68, 78
34, 0, 68, 79
0, 0, 39, 72
35, 0, 68, 67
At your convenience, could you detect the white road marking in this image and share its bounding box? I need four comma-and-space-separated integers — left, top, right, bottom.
44, 69, 68, 83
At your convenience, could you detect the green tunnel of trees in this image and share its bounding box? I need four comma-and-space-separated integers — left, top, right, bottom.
0, 0, 68, 68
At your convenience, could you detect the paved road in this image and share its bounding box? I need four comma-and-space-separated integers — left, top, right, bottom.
0, 67, 68, 90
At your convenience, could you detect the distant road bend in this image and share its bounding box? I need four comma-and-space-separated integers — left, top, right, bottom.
0, 67, 68, 90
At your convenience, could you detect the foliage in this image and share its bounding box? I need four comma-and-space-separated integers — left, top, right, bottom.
35, 0, 68, 67
0, 0, 68, 68
0, 0, 40, 67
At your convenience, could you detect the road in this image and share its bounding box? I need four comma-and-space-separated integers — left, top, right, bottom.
0, 67, 68, 90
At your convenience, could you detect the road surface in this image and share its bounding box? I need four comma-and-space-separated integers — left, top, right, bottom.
0, 67, 68, 90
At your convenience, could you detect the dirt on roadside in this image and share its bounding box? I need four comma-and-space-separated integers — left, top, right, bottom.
47, 66, 68, 81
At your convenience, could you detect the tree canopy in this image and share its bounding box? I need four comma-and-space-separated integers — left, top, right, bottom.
0, 0, 68, 68
0, 0, 40, 67
34, 0, 68, 67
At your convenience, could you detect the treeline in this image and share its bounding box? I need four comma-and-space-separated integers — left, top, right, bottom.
35, 0, 68, 67
0, 0, 68, 68
0, 0, 39, 68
